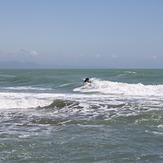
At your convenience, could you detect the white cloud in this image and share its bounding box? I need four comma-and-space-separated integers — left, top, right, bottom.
0, 49, 40, 62
30, 50, 39, 56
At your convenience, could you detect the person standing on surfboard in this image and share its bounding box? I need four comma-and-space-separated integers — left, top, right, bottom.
83, 78, 91, 83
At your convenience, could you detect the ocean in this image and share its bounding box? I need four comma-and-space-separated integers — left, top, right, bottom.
0, 69, 163, 162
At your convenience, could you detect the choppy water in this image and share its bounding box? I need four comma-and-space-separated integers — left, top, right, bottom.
0, 69, 163, 162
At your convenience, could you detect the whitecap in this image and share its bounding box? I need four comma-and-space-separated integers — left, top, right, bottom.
74, 78, 163, 97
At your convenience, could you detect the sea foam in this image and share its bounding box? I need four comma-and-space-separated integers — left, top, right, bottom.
74, 78, 163, 97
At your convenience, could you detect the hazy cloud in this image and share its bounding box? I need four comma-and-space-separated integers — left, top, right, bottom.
96, 54, 101, 58
147, 56, 157, 59
111, 55, 118, 58
30, 50, 39, 56
0, 49, 40, 62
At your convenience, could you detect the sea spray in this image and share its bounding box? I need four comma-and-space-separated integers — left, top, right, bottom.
74, 78, 163, 96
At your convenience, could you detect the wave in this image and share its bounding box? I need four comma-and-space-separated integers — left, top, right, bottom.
0, 92, 58, 109
124, 71, 137, 74
1, 83, 163, 111
0, 92, 120, 109
0, 91, 163, 126
2, 86, 52, 91
74, 78, 163, 96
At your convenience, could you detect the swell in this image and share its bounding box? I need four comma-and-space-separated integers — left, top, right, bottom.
0, 70, 72, 88
5, 76, 69, 85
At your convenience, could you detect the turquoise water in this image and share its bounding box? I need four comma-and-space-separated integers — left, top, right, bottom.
0, 69, 163, 162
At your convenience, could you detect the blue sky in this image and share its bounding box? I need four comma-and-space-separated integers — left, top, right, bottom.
0, 0, 163, 68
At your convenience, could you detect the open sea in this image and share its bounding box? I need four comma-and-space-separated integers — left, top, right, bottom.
0, 69, 163, 163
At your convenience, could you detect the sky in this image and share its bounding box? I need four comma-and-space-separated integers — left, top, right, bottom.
0, 0, 163, 68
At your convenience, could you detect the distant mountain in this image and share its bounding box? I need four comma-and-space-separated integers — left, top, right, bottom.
0, 61, 105, 69
0, 61, 77, 69
0, 61, 43, 69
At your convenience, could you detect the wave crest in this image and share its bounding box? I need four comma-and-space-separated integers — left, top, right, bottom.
43, 99, 81, 109
74, 78, 163, 96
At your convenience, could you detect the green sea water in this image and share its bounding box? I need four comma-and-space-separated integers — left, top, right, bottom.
0, 69, 163, 162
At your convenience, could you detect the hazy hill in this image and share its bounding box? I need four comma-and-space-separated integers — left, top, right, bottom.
0, 61, 76, 69
0, 61, 44, 69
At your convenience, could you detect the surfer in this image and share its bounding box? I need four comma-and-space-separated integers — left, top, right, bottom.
83, 78, 91, 84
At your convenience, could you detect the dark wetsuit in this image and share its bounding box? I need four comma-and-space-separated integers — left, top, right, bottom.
84, 78, 90, 83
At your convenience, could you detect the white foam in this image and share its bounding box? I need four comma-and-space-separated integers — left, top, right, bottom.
0, 91, 125, 110
0, 92, 61, 109
124, 71, 137, 74
2, 86, 52, 91
1, 82, 163, 115
158, 125, 163, 128
74, 78, 163, 97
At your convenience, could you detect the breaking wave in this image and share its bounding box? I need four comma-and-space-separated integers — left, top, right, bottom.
74, 78, 163, 96
1, 78, 163, 124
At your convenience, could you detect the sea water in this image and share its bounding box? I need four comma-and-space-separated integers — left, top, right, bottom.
0, 69, 163, 162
